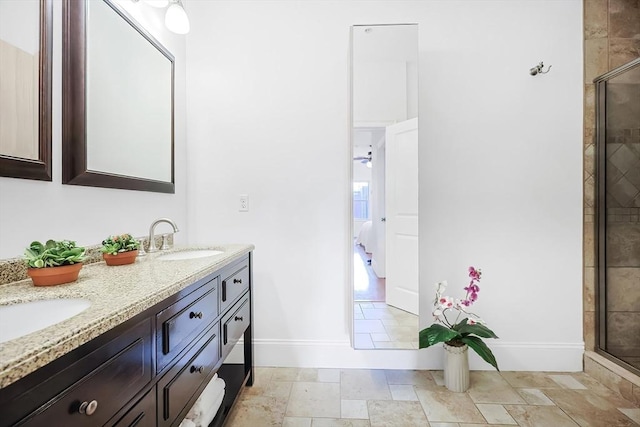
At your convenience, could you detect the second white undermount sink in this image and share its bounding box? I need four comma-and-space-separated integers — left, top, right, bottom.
0, 298, 91, 344
156, 250, 224, 261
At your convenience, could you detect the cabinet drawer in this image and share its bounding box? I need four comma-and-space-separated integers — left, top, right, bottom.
222, 294, 251, 359
158, 325, 220, 427
111, 388, 156, 427
220, 258, 250, 313
20, 319, 153, 427
157, 278, 219, 372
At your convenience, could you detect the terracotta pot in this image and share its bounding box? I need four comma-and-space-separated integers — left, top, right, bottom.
27, 263, 83, 286
443, 342, 470, 392
103, 250, 138, 266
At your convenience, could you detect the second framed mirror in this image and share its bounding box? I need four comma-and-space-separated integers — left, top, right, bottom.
351, 24, 419, 349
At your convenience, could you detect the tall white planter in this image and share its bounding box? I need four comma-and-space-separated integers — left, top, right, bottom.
443, 343, 470, 392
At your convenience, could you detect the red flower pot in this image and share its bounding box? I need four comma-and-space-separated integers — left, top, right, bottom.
27, 263, 83, 286
103, 250, 138, 266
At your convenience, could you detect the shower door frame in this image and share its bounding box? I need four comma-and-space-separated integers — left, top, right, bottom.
594, 57, 640, 378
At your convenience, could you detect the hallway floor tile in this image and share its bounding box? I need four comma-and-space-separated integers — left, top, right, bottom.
225, 368, 640, 427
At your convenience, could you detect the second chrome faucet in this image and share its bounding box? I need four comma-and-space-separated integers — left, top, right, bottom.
148, 218, 179, 253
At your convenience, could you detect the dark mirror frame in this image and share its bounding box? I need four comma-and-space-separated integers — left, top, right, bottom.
62, 0, 175, 193
0, 0, 53, 181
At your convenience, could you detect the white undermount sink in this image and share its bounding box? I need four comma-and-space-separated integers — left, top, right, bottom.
0, 298, 91, 344
156, 249, 224, 261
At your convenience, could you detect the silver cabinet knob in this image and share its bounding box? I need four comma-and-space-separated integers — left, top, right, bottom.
79, 400, 98, 416
190, 365, 204, 374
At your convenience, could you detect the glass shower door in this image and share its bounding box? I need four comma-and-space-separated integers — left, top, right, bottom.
596, 58, 640, 374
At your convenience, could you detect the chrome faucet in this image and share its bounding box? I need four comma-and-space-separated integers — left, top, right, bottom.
148, 218, 179, 253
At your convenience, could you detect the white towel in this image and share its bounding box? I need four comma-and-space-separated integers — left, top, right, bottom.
179, 418, 196, 427
198, 386, 225, 427
183, 374, 226, 427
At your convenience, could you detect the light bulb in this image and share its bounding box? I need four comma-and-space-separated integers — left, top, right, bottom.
165, 1, 190, 34
366, 161, 372, 169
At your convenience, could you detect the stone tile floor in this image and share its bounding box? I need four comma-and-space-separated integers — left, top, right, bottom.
353, 303, 419, 350
225, 367, 640, 426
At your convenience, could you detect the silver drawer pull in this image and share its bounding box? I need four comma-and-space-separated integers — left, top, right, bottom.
190, 365, 204, 374
189, 311, 203, 319
233, 278, 242, 284
79, 400, 98, 416
234, 316, 244, 322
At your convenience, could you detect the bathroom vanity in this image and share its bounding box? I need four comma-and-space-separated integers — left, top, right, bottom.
0, 245, 253, 427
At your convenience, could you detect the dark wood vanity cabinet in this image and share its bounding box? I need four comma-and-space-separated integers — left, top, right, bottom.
0, 253, 253, 427
157, 325, 220, 427
220, 262, 249, 314
156, 276, 220, 373
14, 317, 154, 427
222, 295, 251, 360
112, 388, 156, 427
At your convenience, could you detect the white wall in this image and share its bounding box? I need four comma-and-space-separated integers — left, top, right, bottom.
185, 0, 583, 371
0, 1, 188, 259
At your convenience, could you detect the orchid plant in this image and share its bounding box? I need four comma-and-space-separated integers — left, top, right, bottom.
419, 267, 500, 370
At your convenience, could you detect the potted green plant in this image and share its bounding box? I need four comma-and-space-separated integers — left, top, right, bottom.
24, 240, 86, 286
101, 233, 140, 266
419, 267, 499, 392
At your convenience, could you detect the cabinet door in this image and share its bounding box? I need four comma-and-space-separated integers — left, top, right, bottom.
157, 326, 220, 427
221, 294, 250, 359
157, 278, 219, 372
19, 319, 153, 427
111, 388, 156, 427
220, 257, 249, 313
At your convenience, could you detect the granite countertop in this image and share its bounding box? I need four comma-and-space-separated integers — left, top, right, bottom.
0, 244, 254, 389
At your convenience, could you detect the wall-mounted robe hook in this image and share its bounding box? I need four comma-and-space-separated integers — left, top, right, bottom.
530, 61, 551, 76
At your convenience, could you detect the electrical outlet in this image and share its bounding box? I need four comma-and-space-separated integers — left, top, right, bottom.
239, 194, 249, 212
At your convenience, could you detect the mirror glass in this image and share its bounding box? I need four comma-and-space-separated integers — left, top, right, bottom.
63, 0, 175, 193
351, 24, 419, 349
0, 0, 52, 181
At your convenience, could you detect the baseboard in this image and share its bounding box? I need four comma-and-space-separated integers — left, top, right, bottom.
241, 339, 585, 372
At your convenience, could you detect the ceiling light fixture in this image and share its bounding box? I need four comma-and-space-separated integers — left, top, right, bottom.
136, 0, 190, 34
164, 0, 190, 34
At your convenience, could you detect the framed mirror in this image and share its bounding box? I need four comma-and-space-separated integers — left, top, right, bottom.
63, 0, 175, 193
0, 0, 52, 181
351, 24, 419, 349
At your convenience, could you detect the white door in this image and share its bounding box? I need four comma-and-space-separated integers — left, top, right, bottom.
371, 141, 386, 278
385, 118, 418, 315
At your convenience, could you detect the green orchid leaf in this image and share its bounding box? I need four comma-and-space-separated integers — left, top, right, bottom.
461, 335, 499, 371
452, 318, 468, 331
419, 324, 460, 349
457, 323, 499, 339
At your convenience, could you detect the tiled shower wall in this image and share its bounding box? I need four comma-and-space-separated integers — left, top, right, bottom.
583, 0, 640, 403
